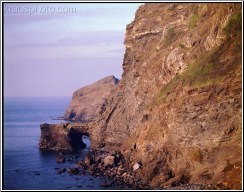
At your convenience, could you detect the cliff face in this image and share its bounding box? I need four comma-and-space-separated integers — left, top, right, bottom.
91, 3, 242, 189
64, 76, 118, 121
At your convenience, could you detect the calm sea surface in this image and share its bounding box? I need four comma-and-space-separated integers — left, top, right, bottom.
3, 97, 126, 190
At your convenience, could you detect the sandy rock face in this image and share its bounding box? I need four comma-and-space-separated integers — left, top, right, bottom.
90, 3, 242, 189
64, 75, 118, 121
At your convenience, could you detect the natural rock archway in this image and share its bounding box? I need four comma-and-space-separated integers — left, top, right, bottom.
39, 123, 90, 151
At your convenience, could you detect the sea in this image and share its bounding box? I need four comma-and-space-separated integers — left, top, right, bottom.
2, 97, 126, 190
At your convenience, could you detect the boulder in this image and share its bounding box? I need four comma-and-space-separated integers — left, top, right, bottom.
95, 155, 102, 163
84, 156, 91, 166
56, 152, 65, 163
104, 155, 115, 167
133, 163, 140, 171
101, 179, 113, 187
57, 168, 66, 174
67, 168, 80, 175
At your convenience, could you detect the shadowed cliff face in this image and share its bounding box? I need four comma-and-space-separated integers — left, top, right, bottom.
64, 76, 119, 121
90, 3, 242, 189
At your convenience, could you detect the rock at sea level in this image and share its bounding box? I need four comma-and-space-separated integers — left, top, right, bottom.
133, 163, 140, 171
104, 155, 115, 167
39, 123, 87, 151
56, 152, 65, 163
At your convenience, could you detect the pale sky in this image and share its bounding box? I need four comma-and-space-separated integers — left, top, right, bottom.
3, 3, 142, 97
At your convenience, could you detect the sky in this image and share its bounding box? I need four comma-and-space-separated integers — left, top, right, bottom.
3, 3, 142, 97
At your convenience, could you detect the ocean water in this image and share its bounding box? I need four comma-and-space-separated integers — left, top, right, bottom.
3, 97, 124, 190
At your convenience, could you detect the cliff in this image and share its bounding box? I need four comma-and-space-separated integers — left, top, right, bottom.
64, 75, 118, 121
90, 3, 242, 189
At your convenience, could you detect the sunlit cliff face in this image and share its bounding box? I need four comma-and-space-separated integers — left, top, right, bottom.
90, 3, 242, 189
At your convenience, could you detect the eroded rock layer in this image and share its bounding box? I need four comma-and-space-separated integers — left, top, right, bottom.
90, 3, 242, 189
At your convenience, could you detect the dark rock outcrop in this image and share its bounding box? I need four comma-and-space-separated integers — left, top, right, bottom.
64, 76, 119, 121
39, 123, 89, 151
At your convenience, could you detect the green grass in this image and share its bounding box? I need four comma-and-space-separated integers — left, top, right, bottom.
223, 12, 242, 54
156, 48, 219, 101
167, 27, 175, 35
190, 4, 199, 15
154, 38, 242, 103
179, 43, 186, 49
188, 14, 199, 28
163, 27, 175, 47
190, 148, 203, 162
155, 37, 241, 103
223, 12, 242, 37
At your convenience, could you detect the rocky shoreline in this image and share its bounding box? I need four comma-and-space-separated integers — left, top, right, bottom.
39, 123, 236, 190
75, 150, 149, 189
54, 150, 227, 190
